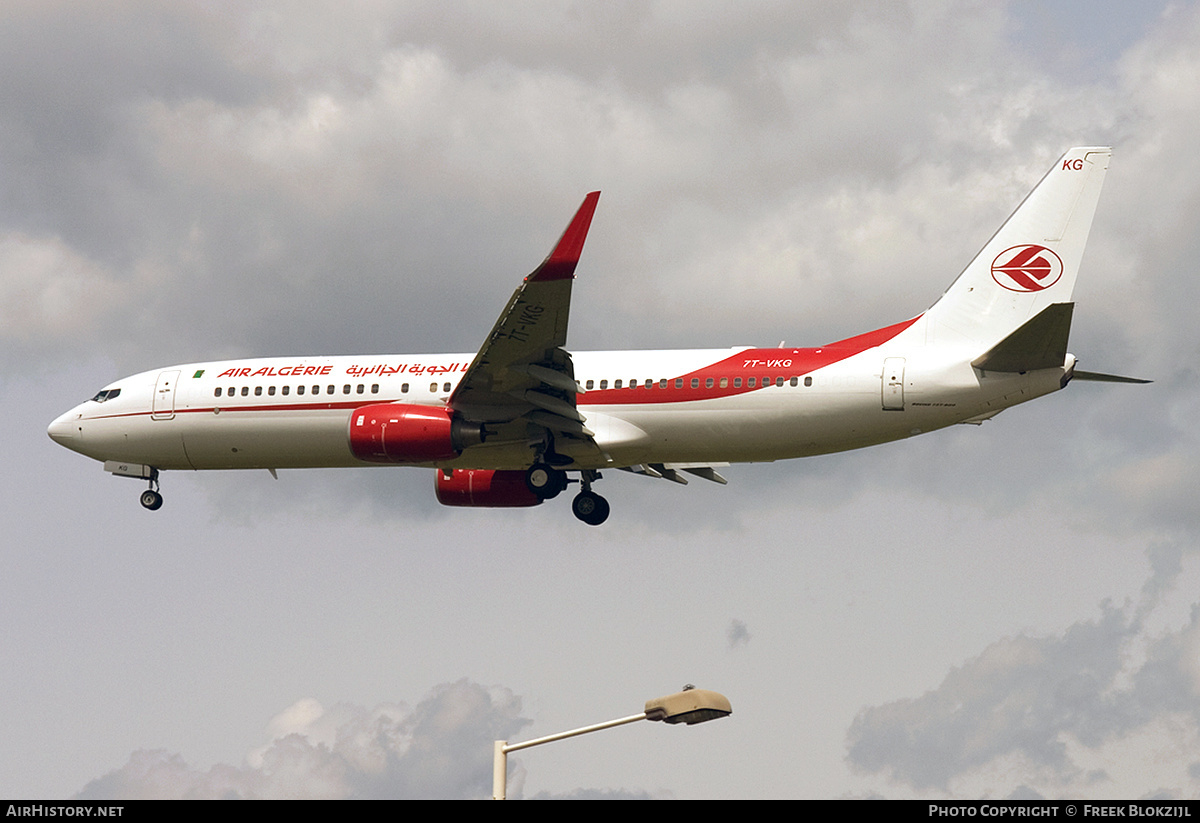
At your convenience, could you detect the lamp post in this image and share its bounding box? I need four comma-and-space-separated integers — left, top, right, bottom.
492, 686, 731, 800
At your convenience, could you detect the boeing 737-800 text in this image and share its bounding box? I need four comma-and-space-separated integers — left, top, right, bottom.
48, 147, 1145, 525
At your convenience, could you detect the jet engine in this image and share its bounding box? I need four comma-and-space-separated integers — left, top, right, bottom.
348, 404, 485, 463
435, 469, 542, 507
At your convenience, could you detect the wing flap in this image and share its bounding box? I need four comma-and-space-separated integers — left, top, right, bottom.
619, 463, 731, 486
509, 362, 582, 394
522, 389, 586, 422
526, 410, 595, 438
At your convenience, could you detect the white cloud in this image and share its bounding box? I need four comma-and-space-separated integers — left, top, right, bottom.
76, 680, 530, 800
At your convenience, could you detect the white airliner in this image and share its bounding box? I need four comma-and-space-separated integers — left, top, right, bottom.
49, 147, 1145, 525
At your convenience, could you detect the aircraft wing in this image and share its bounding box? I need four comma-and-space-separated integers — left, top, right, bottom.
448, 192, 600, 443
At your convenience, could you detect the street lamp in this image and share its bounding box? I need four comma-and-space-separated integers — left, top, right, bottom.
492, 686, 732, 799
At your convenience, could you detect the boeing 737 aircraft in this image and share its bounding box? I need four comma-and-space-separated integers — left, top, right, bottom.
49, 147, 1145, 525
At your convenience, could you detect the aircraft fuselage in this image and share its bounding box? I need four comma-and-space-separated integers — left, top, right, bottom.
48, 341, 1070, 472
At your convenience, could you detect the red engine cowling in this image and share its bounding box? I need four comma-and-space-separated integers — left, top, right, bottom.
435, 469, 542, 508
348, 404, 484, 463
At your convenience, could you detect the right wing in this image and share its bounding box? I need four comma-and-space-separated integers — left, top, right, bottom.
448, 193, 600, 444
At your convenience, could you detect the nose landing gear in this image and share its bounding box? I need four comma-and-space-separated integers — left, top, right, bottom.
105, 461, 164, 511
139, 468, 162, 511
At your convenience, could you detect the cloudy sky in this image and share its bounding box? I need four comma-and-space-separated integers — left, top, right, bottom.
4, 0, 1200, 799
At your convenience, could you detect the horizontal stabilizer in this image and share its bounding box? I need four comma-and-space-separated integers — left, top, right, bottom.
972, 303, 1074, 373
1071, 370, 1152, 384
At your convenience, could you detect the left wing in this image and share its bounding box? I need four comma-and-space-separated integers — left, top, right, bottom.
449, 192, 600, 446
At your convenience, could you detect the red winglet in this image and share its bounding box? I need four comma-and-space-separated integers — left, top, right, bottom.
526, 191, 600, 282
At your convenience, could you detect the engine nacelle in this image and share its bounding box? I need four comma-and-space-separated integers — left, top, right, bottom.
348, 404, 485, 463
435, 469, 542, 508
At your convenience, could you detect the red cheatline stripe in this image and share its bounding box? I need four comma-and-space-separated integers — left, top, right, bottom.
580, 316, 920, 406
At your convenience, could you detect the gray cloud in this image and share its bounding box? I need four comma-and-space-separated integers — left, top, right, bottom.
847, 604, 1135, 791
846, 537, 1200, 794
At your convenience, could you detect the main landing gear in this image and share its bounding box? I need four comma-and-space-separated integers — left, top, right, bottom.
523, 463, 610, 526
524, 462, 568, 499
571, 488, 609, 526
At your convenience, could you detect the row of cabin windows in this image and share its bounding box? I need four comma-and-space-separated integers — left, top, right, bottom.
211, 376, 817, 400
580, 375, 813, 390
212, 381, 456, 399
215, 383, 382, 398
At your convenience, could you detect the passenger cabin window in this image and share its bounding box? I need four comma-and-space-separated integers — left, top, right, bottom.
804, 376, 812, 387
282, 385, 290, 395
401, 383, 409, 393
255, 386, 263, 396
214, 387, 222, 397
297, 385, 305, 395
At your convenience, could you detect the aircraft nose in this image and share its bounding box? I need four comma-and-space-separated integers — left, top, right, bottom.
47, 412, 81, 448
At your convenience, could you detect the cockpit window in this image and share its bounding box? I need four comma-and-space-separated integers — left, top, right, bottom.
90, 388, 121, 403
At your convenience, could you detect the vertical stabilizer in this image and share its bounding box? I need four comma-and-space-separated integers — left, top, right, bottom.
922, 147, 1110, 352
